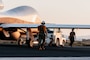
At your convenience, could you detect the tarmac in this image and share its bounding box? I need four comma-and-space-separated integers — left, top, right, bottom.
0, 44, 90, 57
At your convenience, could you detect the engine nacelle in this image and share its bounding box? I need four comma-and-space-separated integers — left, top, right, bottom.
11, 31, 20, 40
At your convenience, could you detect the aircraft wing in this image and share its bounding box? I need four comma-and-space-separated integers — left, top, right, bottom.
0, 24, 39, 28
1, 23, 90, 29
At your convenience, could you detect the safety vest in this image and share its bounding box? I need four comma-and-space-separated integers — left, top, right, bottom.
38, 25, 46, 33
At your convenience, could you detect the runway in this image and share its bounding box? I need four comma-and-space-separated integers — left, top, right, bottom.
0, 44, 90, 57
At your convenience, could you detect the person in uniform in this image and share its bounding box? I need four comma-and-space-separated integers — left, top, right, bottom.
38, 21, 47, 50
69, 28, 76, 47
48, 35, 54, 46
54, 28, 65, 47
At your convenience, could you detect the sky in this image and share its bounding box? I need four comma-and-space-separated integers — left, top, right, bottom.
1, 0, 90, 39
1, 0, 90, 24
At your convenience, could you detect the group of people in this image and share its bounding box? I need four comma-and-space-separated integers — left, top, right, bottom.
37, 21, 76, 50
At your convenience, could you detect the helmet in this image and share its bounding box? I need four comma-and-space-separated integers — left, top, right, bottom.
41, 21, 45, 24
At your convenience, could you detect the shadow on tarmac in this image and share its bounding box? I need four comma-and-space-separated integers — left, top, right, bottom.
0, 44, 90, 57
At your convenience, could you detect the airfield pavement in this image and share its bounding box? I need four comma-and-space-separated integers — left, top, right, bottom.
0, 44, 90, 57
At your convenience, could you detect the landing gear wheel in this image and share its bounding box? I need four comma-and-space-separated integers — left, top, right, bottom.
18, 38, 23, 46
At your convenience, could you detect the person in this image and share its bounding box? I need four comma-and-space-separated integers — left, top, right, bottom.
69, 28, 76, 47
38, 21, 47, 50
48, 35, 54, 46
54, 28, 65, 47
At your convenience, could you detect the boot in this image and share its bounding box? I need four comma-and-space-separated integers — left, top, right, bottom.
39, 46, 42, 50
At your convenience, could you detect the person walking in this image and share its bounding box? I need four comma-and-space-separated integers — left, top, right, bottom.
38, 21, 47, 50
69, 28, 76, 47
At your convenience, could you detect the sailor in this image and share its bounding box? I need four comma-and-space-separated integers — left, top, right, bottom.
38, 21, 47, 50
69, 28, 76, 47
48, 35, 54, 46
54, 28, 66, 47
